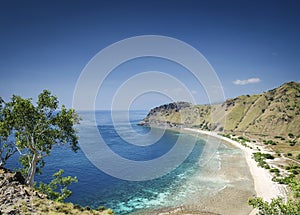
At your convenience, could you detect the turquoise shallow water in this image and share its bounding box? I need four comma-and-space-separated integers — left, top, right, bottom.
6, 111, 229, 214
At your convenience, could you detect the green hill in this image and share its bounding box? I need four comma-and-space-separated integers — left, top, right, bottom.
139, 82, 300, 141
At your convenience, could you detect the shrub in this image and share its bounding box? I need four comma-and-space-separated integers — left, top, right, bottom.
289, 140, 296, 146
263, 153, 275, 159
264, 140, 277, 145
288, 133, 294, 138
252, 152, 273, 169
270, 168, 280, 174
35, 169, 78, 202
248, 197, 300, 214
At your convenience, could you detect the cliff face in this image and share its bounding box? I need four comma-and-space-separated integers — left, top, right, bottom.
138, 101, 196, 128
139, 82, 300, 138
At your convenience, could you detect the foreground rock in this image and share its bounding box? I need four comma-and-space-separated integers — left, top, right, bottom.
0, 167, 113, 215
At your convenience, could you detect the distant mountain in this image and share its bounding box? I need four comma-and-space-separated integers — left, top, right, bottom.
139, 82, 300, 138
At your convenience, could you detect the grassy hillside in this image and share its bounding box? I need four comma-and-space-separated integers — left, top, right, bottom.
139, 82, 300, 149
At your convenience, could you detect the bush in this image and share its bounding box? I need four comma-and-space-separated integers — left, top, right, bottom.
285, 165, 300, 175
248, 197, 300, 214
263, 140, 277, 145
252, 152, 274, 169
270, 168, 280, 174
263, 153, 275, 159
35, 169, 78, 202
289, 140, 296, 146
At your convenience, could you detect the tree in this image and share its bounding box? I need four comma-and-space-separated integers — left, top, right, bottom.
36, 169, 78, 202
248, 197, 300, 215
0, 97, 17, 167
0, 137, 17, 168
249, 174, 300, 214
1, 90, 80, 186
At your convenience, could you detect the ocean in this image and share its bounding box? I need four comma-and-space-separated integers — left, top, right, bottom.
6, 111, 229, 214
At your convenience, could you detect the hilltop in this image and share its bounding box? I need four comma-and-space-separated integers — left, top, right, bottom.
139, 82, 300, 153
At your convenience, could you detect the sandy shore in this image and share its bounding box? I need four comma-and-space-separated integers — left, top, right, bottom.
133, 127, 287, 215
184, 128, 287, 203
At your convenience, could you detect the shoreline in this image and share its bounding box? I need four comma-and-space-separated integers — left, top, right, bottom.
135, 126, 258, 215
132, 125, 288, 215
184, 128, 287, 203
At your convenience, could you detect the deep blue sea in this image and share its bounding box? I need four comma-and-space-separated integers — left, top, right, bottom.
6, 111, 225, 214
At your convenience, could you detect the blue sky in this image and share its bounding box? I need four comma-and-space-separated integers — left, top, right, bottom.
0, 0, 299, 110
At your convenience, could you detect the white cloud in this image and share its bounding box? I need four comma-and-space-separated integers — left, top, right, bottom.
233, 78, 261, 85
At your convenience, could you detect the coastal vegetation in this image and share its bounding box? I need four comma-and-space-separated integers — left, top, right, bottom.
249, 172, 300, 214
0, 90, 80, 186
249, 151, 300, 214
248, 197, 300, 215
0, 91, 113, 214
0, 167, 113, 214
252, 152, 274, 169
36, 169, 78, 202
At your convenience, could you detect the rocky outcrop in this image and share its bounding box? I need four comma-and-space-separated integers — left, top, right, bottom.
0, 167, 114, 215
0, 167, 42, 214
138, 102, 193, 128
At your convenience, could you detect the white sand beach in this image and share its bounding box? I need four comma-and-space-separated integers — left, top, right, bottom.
184, 128, 287, 211
135, 127, 288, 215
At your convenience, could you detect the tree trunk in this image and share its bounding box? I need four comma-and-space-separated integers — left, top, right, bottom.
26, 152, 37, 187
0, 160, 4, 168
0, 149, 5, 167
